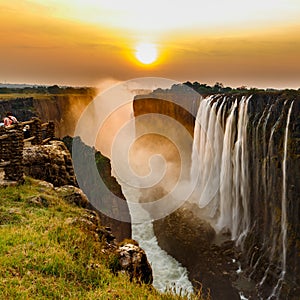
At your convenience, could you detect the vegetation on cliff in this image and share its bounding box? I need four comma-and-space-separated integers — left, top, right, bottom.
0, 177, 208, 299
151, 81, 299, 96
0, 85, 96, 97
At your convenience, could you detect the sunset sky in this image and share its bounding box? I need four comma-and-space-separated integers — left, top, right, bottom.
0, 0, 300, 89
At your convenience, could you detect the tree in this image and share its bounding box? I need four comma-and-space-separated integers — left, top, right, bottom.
47, 85, 60, 94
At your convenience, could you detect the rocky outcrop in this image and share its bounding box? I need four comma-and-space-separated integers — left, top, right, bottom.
60, 186, 152, 285
0, 126, 24, 183
116, 243, 153, 284
23, 140, 77, 187
55, 185, 90, 208
23, 137, 131, 242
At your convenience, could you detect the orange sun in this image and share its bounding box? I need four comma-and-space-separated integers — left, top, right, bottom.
135, 43, 158, 64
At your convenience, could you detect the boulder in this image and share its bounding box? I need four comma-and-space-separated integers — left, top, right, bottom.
115, 243, 153, 285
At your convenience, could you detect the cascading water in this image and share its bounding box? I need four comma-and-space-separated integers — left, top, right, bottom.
268, 101, 294, 299
190, 94, 298, 299
190, 95, 251, 245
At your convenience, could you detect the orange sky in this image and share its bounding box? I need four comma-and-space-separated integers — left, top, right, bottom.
0, 0, 299, 89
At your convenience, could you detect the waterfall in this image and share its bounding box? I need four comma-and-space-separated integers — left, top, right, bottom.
281, 101, 294, 279
191, 95, 251, 245
268, 101, 294, 299
190, 94, 298, 299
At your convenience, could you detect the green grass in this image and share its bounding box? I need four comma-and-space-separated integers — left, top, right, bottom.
0, 177, 208, 299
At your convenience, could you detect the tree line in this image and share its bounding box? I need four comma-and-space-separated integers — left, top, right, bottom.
0, 85, 96, 95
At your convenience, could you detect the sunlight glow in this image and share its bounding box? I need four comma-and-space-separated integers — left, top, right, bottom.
30, 0, 300, 34
135, 43, 158, 65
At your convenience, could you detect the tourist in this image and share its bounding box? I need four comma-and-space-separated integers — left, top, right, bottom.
3, 112, 18, 127
23, 124, 30, 139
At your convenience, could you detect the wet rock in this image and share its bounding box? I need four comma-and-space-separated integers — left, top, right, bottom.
153, 202, 240, 299
153, 202, 216, 264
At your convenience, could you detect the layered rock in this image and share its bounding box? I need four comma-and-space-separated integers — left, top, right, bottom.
23, 140, 77, 187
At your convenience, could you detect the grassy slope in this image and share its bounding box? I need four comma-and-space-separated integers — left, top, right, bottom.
0, 177, 206, 300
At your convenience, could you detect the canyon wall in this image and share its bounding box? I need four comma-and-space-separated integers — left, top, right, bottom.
244, 92, 300, 298
63, 136, 132, 242
0, 90, 96, 137
0, 91, 132, 242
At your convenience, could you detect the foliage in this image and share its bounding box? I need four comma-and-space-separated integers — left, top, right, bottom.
151, 81, 300, 96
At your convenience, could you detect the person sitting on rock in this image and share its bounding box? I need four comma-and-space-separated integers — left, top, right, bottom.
3, 112, 18, 127
23, 124, 30, 139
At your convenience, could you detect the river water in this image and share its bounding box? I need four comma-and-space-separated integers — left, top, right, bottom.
118, 181, 194, 296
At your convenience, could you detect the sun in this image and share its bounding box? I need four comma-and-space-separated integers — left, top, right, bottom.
135, 43, 158, 64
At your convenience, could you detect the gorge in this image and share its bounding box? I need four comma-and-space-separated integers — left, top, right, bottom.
1, 84, 299, 299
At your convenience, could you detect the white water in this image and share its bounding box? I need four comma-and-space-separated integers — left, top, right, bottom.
268, 101, 294, 299
258, 107, 280, 289
119, 183, 194, 296
132, 221, 194, 295
190, 95, 251, 245
280, 101, 294, 281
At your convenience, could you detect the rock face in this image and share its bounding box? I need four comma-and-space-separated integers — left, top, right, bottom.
153, 203, 241, 299
243, 92, 300, 298
133, 94, 198, 136
65, 136, 132, 242
23, 141, 77, 187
